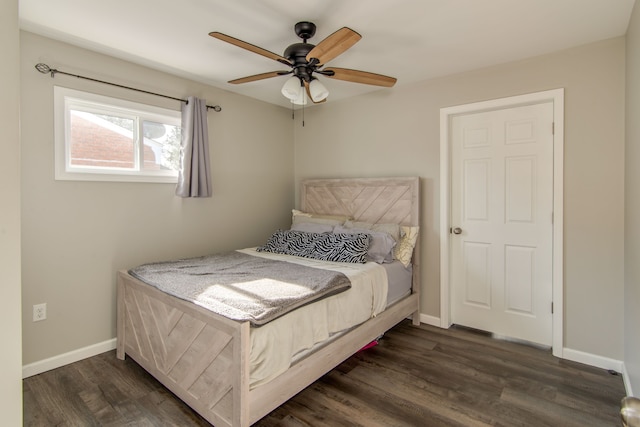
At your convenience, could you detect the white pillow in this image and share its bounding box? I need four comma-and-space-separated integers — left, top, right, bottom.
291, 222, 334, 233
292, 209, 349, 227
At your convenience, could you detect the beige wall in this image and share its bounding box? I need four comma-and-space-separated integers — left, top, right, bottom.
19, 28, 630, 371
20, 32, 294, 364
626, 1, 640, 395
1, 0, 23, 423
295, 37, 626, 359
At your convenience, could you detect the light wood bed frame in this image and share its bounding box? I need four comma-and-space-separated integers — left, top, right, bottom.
116, 177, 421, 426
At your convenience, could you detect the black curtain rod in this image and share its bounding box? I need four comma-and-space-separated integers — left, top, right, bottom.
34, 63, 222, 112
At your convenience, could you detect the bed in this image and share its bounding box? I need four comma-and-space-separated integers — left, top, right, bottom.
116, 176, 421, 426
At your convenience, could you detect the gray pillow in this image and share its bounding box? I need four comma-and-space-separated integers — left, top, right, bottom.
344, 220, 401, 242
333, 225, 396, 264
291, 222, 334, 234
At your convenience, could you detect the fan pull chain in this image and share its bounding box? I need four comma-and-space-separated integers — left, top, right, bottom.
289, 91, 306, 127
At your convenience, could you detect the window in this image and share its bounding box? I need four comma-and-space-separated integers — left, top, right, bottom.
54, 86, 182, 183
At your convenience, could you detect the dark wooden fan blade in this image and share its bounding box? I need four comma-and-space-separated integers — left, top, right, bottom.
323, 67, 397, 87
209, 32, 292, 66
228, 71, 290, 84
306, 27, 361, 65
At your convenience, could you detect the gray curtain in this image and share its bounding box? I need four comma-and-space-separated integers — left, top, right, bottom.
175, 96, 212, 198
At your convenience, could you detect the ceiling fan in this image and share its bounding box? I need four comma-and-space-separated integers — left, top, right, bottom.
209, 21, 397, 105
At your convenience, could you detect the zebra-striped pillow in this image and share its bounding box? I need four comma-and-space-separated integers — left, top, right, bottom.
257, 230, 370, 264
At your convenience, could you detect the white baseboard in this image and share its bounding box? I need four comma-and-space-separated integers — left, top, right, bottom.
622, 363, 634, 397
22, 338, 117, 379
419, 313, 441, 327
562, 347, 624, 373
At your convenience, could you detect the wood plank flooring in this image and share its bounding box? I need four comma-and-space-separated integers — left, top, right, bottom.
23, 321, 626, 426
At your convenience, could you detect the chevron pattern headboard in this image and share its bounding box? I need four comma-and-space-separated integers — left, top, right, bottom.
300, 177, 419, 227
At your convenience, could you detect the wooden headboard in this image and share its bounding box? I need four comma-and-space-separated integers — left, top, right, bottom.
300, 177, 421, 295
300, 177, 419, 227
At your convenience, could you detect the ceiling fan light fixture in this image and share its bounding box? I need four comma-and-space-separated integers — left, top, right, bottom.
291, 87, 308, 105
281, 76, 302, 100
309, 79, 329, 102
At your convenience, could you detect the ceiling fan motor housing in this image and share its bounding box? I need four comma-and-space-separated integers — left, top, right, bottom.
284, 42, 316, 81
281, 21, 319, 82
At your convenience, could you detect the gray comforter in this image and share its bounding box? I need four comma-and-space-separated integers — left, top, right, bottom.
129, 251, 351, 326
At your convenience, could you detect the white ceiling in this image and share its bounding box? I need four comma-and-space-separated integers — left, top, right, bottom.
19, 0, 636, 109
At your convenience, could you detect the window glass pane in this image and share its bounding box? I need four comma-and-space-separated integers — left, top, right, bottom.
142, 121, 182, 172
55, 86, 181, 182
69, 110, 135, 169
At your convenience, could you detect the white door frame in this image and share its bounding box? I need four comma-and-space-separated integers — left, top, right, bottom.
439, 89, 564, 358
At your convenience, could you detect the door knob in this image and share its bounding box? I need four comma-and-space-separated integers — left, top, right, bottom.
452, 227, 462, 235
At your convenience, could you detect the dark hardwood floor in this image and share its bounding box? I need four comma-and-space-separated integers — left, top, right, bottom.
23, 321, 626, 426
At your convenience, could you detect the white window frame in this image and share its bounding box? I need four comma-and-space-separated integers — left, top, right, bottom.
54, 86, 181, 183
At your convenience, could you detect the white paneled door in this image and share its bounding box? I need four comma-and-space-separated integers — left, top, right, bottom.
450, 102, 554, 346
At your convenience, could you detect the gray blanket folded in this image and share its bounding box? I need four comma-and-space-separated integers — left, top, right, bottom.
129, 251, 351, 326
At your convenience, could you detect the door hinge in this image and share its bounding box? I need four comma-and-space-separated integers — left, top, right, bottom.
551, 302, 554, 314
552, 122, 555, 135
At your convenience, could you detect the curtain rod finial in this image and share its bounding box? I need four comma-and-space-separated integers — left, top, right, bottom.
35, 63, 50, 74
35, 63, 58, 78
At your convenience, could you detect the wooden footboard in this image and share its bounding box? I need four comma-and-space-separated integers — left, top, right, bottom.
117, 270, 419, 427
117, 271, 250, 427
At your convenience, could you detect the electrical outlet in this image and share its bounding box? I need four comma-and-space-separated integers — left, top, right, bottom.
33, 303, 47, 322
